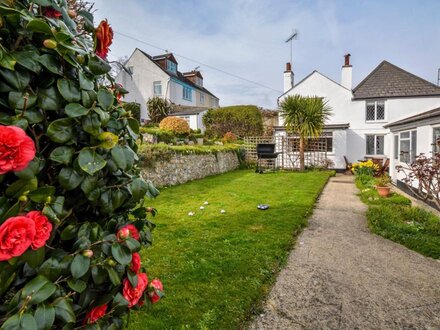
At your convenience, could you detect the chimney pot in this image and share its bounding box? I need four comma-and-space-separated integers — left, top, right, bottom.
344, 54, 351, 67
285, 62, 292, 72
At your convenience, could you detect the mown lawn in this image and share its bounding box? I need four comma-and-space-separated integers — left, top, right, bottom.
129, 170, 332, 329
356, 177, 440, 259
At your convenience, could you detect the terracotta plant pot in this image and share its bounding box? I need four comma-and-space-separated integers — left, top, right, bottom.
376, 186, 391, 197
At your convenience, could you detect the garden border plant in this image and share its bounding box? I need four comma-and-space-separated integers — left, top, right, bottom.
0, 1, 163, 329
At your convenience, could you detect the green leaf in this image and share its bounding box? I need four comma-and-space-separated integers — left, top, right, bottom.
78, 10, 94, 32
127, 270, 138, 288
111, 243, 132, 265
1, 314, 37, 330
0, 52, 16, 71
22, 275, 56, 305
91, 266, 107, 285
97, 89, 114, 110
53, 297, 75, 324
111, 146, 127, 170
16, 109, 44, 124
146, 180, 160, 199
20, 247, 45, 268
71, 254, 90, 279
51, 196, 65, 216
12, 50, 41, 73
28, 186, 55, 203
79, 71, 94, 90
14, 158, 40, 179
57, 79, 81, 103
59, 167, 84, 190
33, 0, 52, 5
130, 178, 149, 202
81, 89, 96, 108
78, 149, 107, 175
9, 91, 37, 109
49, 146, 74, 165
11, 117, 28, 130
82, 113, 101, 136
94, 107, 110, 125
47, 118, 74, 143
26, 19, 52, 34
34, 305, 55, 330
42, 205, 59, 223
112, 189, 128, 211
67, 278, 86, 293
127, 118, 140, 140
80, 175, 98, 196
38, 54, 62, 75
38, 87, 63, 111
6, 178, 38, 198
125, 237, 140, 252
106, 266, 121, 286
0, 68, 30, 91
60, 224, 77, 241
65, 103, 89, 118
38, 258, 60, 282
88, 55, 111, 75
0, 201, 19, 223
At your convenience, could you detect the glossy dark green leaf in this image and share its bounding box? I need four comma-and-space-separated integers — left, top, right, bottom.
79, 71, 94, 90
42, 205, 59, 223
0, 51, 16, 71
57, 79, 81, 103
14, 158, 40, 179
1, 313, 37, 330
11, 117, 28, 130
0, 201, 19, 223
0, 67, 30, 91
9, 91, 37, 109
88, 55, 111, 75
38, 258, 61, 282
97, 89, 114, 110
65, 103, 89, 118
38, 54, 62, 75
51, 196, 65, 216
80, 175, 98, 195
106, 266, 121, 286
111, 243, 132, 265
127, 270, 138, 288
130, 178, 149, 202
53, 297, 75, 324
5, 178, 38, 198
60, 224, 77, 241
26, 19, 52, 34
125, 237, 140, 252
20, 247, 45, 269
21, 275, 56, 305
38, 87, 63, 111
71, 254, 90, 279
28, 186, 55, 203
112, 189, 128, 211
81, 89, 96, 108
78, 10, 94, 32
16, 109, 44, 124
34, 305, 55, 330
127, 118, 140, 140
82, 113, 101, 136
111, 146, 126, 170
47, 118, 74, 143
78, 149, 106, 175
67, 278, 86, 293
91, 266, 107, 285
12, 50, 41, 73
58, 167, 84, 190
49, 146, 74, 165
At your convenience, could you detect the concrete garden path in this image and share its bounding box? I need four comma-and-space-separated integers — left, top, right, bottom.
252, 174, 440, 329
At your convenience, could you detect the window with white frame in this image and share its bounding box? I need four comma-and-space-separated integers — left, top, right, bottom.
399, 130, 417, 163
200, 93, 205, 104
182, 86, 192, 101
433, 127, 440, 154
320, 131, 333, 153
366, 134, 384, 155
153, 81, 162, 96
394, 135, 398, 160
179, 116, 190, 125
167, 60, 177, 74
365, 100, 385, 122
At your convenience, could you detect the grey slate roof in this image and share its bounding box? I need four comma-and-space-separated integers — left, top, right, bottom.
384, 107, 440, 128
352, 61, 440, 99
171, 106, 208, 116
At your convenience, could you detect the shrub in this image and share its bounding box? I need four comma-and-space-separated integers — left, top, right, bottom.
123, 102, 141, 122
159, 117, 190, 135
375, 174, 391, 187
147, 97, 171, 124
203, 105, 263, 138
222, 131, 237, 144
0, 1, 163, 328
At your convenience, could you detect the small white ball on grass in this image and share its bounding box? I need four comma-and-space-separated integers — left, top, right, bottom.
188, 212, 195, 216
200, 206, 205, 210
220, 209, 226, 214
204, 201, 209, 205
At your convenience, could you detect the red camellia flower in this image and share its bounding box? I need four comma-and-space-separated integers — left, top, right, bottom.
0, 216, 36, 261
95, 19, 113, 59
42, 6, 62, 18
26, 211, 52, 250
130, 252, 141, 273
117, 224, 140, 241
122, 273, 148, 307
148, 278, 164, 304
0, 125, 36, 175
84, 304, 107, 324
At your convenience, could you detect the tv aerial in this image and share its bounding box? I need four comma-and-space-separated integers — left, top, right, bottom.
285, 29, 299, 65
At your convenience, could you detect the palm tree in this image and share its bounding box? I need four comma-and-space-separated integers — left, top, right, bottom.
279, 95, 332, 170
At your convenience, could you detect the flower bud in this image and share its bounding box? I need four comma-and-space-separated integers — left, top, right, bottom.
43, 39, 57, 49
45, 196, 52, 203
82, 249, 93, 258
68, 9, 77, 18
146, 207, 153, 212
117, 227, 130, 240
106, 258, 117, 267
76, 55, 85, 64
18, 195, 28, 202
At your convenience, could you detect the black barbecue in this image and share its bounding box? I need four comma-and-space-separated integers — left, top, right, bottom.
256, 143, 281, 173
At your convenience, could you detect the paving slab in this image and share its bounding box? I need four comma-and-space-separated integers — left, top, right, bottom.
251, 174, 440, 330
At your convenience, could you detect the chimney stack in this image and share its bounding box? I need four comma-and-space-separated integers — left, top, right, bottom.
341, 53, 352, 90
284, 62, 294, 92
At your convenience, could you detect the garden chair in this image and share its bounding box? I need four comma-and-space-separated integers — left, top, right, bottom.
344, 156, 352, 174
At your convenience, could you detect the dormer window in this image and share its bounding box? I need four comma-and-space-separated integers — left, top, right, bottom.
196, 77, 203, 87
167, 60, 177, 74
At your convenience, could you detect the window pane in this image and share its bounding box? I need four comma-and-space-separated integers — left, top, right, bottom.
376, 135, 384, 154
153, 81, 161, 95
366, 135, 375, 154
433, 128, 440, 154
326, 137, 333, 152
394, 135, 398, 160
366, 103, 375, 121
400, 132, 410, 139
376, 102, 385, 120
400, 140, 410, 163
411, 131, 417, 163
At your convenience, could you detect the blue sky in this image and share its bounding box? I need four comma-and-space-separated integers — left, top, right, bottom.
93, 0, 440, 108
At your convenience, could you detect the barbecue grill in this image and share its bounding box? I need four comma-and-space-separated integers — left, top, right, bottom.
256, 143, 281, 173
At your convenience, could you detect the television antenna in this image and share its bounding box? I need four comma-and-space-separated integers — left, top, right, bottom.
285, 29, 299, 66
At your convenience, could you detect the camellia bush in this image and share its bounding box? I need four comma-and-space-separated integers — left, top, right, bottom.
0, 0, 163, 329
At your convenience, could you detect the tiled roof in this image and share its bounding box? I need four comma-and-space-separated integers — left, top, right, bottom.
171, 106, 209, 116
384, 107, 440, 128
353, 61, 440, 99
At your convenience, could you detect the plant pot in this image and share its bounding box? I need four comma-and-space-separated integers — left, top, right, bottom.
376, 186, 391, 197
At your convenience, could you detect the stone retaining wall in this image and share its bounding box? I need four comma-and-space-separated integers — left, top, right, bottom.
141, 151, 240, 187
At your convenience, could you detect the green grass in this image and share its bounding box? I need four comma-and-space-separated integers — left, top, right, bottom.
356, 177, 440, 259
129, 170, 332, 329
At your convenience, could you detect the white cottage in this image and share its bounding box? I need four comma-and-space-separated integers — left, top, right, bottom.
277, 55, 440, 172
115, 49, 219, 131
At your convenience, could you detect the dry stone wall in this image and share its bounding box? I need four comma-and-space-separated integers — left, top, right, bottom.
141, 151, 240, 187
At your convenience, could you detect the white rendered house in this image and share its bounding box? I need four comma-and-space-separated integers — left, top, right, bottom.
277, 55, 440, 172
115, 49, 219, 131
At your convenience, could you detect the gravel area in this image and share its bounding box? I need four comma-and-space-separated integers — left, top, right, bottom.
251, 174, 440, 330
